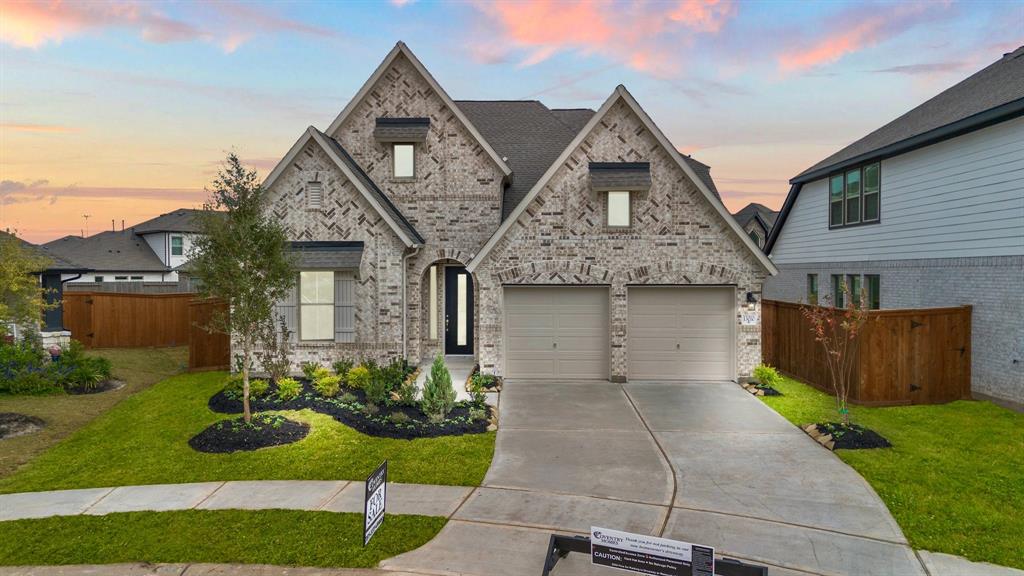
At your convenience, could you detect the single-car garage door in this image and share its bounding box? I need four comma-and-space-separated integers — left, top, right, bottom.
628, 287, 735, 381
504, 286, 609, 379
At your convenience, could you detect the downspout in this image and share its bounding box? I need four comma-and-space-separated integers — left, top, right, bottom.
57, 273, 83, 331
401, 245, 421, 360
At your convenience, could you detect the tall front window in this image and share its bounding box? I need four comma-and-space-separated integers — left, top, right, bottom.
300, 271, 334, 341
831, 274, 844, 308
393, 143, 414, 178
847, 274, 862, 308
170, 235, 183, 256
866, 274, 881, 310
429, 265, 438, 339
607, 191, 630, 227
807, 274, 818, 304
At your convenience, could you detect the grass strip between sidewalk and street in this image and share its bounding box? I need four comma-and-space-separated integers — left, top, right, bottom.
759, 376, 1024, 570
0, 509, 445, 567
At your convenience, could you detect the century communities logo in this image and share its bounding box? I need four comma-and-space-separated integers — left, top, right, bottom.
592, 531, 625, 546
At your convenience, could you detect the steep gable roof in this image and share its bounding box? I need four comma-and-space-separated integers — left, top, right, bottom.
457, 100, 579, 219
733, 202, 778, 230
324, 42, 512, 179
550, 108, 595, 133
467, 85, 777, 275
262, 126, 424, 247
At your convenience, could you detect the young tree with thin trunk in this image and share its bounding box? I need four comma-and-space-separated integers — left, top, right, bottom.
0, 232, 55, 336
190, 154, 295, 423
801, 281, 871, 426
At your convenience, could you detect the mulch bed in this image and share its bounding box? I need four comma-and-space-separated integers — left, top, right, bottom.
65, 379, 125, 395
0, 413, 46, 439
207, 379, 492, 440
803, 422, 892, 450
740, 381, 782, 396
189, 414, 309, 453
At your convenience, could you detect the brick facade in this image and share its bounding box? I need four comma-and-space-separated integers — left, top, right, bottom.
472, 99, 768, 380
765, 256, 1024, 403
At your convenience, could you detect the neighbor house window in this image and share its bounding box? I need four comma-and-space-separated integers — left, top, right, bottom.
94, 276, 104, 283
607, 191, 630, 227
807, 274, 818, 304
748, 229, 761, 246
306, 181, 323, 210
393, 144, 414, 178
429, 265, 438, 340
130, 276, 143, 281
847, 274, 862, 308
114, 276, 128, 281
831, 274, 844, 308
300, 271, 334, 340
829, 162, 880, 228
170, 235, 183, 256
866, 274, 881, 310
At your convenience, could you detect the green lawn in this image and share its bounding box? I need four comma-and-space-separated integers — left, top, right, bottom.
0, 370, 495, 493
0, 510, 444, 567
0, 347, 187, 479
759, 377, 1024, 570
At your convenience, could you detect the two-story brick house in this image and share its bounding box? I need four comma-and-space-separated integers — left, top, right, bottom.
258, 42, 775, 382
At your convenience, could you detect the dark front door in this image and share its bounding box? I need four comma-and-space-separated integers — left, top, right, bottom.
444, 266, 474, 355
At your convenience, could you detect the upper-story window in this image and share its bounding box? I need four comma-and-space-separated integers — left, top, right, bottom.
170, 235, 183, 256
393, 144, 415, 178
829, 162, 880, 228
607, 191, 631, 227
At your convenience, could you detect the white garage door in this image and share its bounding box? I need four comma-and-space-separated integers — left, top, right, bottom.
504, 286, 609, 379
628, 287, 735, 381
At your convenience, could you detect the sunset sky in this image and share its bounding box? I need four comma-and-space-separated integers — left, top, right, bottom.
1, 0, 1021, 243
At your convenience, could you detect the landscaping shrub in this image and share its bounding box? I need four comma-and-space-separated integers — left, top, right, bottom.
396, 377, 418, 406
224, 375, 269, 400
390, 411, 410, 425
314, 375, 341, 398
364, 371, 389, 406
468, 407, 487, 422
422, 355, 456, 420
338, 392, 357, 404
470, 372, 498, 390
332, 359, 354, 382
753, 364, 782, 388
275, 377, 301, 401
467, 378, 486, 406
346, 365, 370, 390
8, 370, 61, 395
363, 403, 379, 416
249, 379, 269, 398
300, 362, 322, 381
1, 337, 112, 394
312, 366, 331, 381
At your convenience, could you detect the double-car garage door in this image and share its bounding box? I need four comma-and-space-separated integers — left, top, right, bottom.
503, 286, 735, 381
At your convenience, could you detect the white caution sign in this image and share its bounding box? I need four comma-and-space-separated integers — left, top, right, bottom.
591, 526, 714, 576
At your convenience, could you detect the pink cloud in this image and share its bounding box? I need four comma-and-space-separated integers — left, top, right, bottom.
467, 0, 737, 75
0, 0, 338, 52
777, 2, 948, 73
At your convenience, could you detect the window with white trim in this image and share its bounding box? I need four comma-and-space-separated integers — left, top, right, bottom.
393, 144, 414, 178
299, 271, 334, 340
607, 191, 630, 227
170, 235, 184, 256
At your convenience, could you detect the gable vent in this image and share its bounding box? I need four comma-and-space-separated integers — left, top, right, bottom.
306, 181, 324, 210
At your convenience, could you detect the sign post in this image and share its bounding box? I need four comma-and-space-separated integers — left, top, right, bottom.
590, 526, 714, 576
363, 460, 387, 546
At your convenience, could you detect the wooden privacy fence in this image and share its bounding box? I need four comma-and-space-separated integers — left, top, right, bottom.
762, 299, 972, 406
62, 292, 230, 372
188, 299, 230, 371
63, 292, 192, 348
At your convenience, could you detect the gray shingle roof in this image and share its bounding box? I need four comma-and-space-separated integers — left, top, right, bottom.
315, 129, 425, 244
732, 202, 778, 230
289, 241, 363, 269
132, 208, 210, 234
457, 100, 580, 219
43, 230, 168, 272
680, 155, 721, 199
589, 162, 652, 191
373, 118, 430, 142
551, 108, 594, 133
1, 231, 89, 272
794, 45, 1024, 181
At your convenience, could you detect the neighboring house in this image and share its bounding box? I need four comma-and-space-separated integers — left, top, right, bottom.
731, 203, 778, 250
764, 46, 1024, 405
1, 230, 90, 346
44, 208, 206, 285
257, 42, 775, 382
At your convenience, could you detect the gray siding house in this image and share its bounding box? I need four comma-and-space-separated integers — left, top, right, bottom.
765, 47, 1024, 406
253, 42, 776, 383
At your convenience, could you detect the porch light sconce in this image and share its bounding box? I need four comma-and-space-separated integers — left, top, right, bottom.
745, 291, 758, 310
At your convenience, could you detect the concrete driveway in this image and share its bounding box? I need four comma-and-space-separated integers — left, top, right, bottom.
383, 380, 925, 576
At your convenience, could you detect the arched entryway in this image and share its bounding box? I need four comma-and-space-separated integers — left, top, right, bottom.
418, 258, 476, 359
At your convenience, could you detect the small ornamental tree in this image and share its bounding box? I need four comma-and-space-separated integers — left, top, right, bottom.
190, 153, 296, 423
800, 281, 871, 426
0, 232, 55, 336
422, 355, 456, 420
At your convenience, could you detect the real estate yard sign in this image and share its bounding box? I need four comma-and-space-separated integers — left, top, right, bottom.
591, 526, 714, 576
363, 460, 387, 546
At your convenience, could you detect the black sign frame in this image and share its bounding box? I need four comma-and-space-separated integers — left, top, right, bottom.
363, 460, 387, 546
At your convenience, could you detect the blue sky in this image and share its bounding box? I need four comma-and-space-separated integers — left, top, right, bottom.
1, 0, 1021, 242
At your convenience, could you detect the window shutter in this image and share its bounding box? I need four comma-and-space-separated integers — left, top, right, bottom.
335, 271, 355, 343
277, 285, 298, 343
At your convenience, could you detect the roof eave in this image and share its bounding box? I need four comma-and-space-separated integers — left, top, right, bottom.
791, 97, 1024, 185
